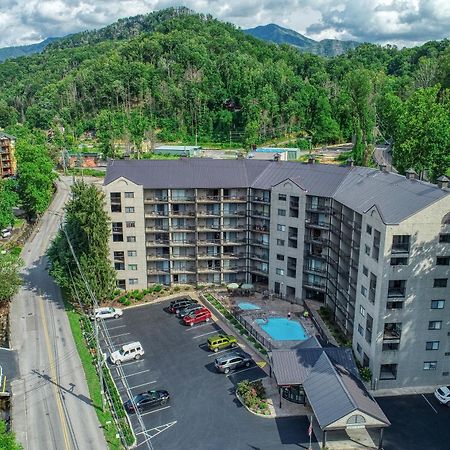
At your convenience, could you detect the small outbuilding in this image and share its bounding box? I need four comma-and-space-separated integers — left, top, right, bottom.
154, 145, 201, 157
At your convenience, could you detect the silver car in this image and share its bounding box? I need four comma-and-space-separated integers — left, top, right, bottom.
214, 351, 252, 374
176, 304, 204, 318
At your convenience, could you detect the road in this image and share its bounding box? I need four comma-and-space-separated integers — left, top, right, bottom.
10, 176, 107, 450
373, 144, 397, 173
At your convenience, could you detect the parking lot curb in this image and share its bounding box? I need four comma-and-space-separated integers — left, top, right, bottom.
235, 390, 275, 419
200, 293, 271, 369
121, 292, 198, 310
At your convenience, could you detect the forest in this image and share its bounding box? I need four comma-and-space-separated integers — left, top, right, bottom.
0, 7, 449, 180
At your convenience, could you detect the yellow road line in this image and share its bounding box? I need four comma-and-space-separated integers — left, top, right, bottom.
38, 297, 72, 450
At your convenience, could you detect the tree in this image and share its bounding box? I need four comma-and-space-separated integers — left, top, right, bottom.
0, 251, 23, 305
48, 181, 116, 305
0, 179, 19, 230
15, 140, 56, 220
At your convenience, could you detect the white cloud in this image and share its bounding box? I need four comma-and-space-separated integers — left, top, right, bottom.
1, 0, 449, 48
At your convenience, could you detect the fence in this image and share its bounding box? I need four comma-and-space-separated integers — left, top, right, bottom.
237, 313, 274, 351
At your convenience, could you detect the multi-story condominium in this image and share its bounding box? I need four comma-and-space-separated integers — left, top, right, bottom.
0, 132, 16, 178
104, 158, 450, 389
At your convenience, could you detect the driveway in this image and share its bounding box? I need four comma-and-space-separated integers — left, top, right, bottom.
377, 393, 450, 450
101, 300, 318, 449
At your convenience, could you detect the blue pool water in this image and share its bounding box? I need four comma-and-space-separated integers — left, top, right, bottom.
256, 317, 308, 341
238, 302, 261, 311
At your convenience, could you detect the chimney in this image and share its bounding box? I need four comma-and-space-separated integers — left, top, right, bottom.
308, 155, 315, 165
379, 164, 387, 172
346, 157, 354, 167
437, 175, 449, 190
405, 168, 417, 180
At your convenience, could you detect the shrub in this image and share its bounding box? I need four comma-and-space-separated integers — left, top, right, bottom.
359, 366, 372, 382
118, 296, 127, 304
153, 284, 163, 292
174, 286, 181, 292
123, 299, 131, 307
114, 288, 121, 296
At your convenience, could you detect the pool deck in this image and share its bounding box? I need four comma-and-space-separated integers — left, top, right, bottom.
212, 291, 318, 349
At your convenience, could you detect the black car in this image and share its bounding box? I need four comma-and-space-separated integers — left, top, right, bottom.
124, 390, 170, 414
177, 303, 204, 318
168, 298, 197, 313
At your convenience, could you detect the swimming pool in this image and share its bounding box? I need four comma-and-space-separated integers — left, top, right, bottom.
256, 317, 308, 341
238, 302, 261, 311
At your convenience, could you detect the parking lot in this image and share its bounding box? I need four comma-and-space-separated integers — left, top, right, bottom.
99, 298, 317, 449
378, 392, 450, 450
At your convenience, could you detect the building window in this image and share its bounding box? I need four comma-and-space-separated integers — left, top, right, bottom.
426, 341, 440, 351
110, 192, 122, 212
126, 221, 136, 228
128, 278, 138, 285
358, 324, 364, 336
362, 266, 368, 276
127, 236, 136, 242
365, 314, 373, 344
431, 300, 445, 309
437, 256, 450, 266
277, 224, 286, 232
128, 264, 138, 271
372, 229, 380, 261
277, 239, 285, 246
288, 227, 298, 248
434, 278, 448, 288
382, 342, 399, 351
125, 206, 135, 213
380, 364, 397, 380
287, 257, 297, 278
128, 250, 137, 257
113, 251, 125, 270
359, 305, 366, 317
277, 209, 286, 217
366, 225, 372, 235
347, 415, 366, 426
356, 343, 362, 354
423, 361, 437, 370
392, 235, 410, 253
429, 321, 442, 330
439, 234, 450, 243
116, 279, 126, 290
388, 279, 406, 297
369, 273, 377, 303
386, 300, 403, 310
360, 285, 367, 297
276, 268, 285, 276
276, 254, 285, 261
365, 245, 370, 256
391, 257, 408, 266
278, 194, 286, 201
125, 192, 134, 198
289, 196, 299, 218
112, 222, 123, 242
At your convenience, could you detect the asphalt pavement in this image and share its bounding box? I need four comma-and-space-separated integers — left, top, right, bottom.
101, 300, 317, 450
10, 177, 107, 450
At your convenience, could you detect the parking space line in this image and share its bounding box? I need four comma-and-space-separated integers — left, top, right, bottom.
109, 332, 131, 339
226, 366, 259, 377
124, 369, 151, 378
208, 348, 237, 357
185, 322, 215, 331
129, 381, 157, 390
106, 324, 126, 331
421, 394, 438, 414
140, 405, 171, 417
193, 330, 218, 339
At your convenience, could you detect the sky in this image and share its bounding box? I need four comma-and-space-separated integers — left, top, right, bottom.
2, 0, 450, 48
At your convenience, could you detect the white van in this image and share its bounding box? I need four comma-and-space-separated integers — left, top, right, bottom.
110, 342, 144, 365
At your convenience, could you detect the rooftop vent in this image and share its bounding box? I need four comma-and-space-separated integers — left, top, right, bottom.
405, 168, 417, 180
437, 175, 449, 190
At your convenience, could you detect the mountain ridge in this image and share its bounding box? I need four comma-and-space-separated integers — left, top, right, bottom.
0, 37, 59, 62
244, 23, 361, 57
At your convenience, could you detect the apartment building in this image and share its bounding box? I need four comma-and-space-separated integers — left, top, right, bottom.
104, 158, 450, 389
0, 132, 16, 178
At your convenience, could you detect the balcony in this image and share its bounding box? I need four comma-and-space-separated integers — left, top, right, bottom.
223, 209, 246, 217
144, 196, 168, 203
197, 195, 221, 202
383, 329, 401, 341
249, 253, 269, 262
171, 253, 196, 260
170, 225, 196, 231
222, 252, 245, 259
197, 253, 221, 259
250, 266, 269, 276
146, 240, 170, 247
172, 266, 196, 274
170, 240, 196, 247
391, 243, 410, 254
197, 210, 221, 217
223, 265, 245, 273
250, 196, 270, 204
306, 220, 330, 230
170, 210, 195, 217
222, 195, 247, 202
145, 226, 169, 232
306, 204, 331, 213
303, 264, 326, 275
197, 267, 221, 273
222, 224, 245, 231
197, 239, 221, 246
251, 210, 270, 218
147, 268, 170, 275
251, 239, 269, 247
146, 254, 169, 261
145, 211, 169, 218
303, 280, 327, 292
170, 196, 195, 203
252, 224, 269, 233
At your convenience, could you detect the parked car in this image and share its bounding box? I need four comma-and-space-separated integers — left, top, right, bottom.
177, 303, 204, 318
183, 308, 212, 326
1, 228, 12, 238
207, 334, 237, 352
124, 390, 170, 414
110, 342, 144, 365
91, 307, 123, 320
168, 298, 197, 313
434, 386, 450, 405
214, 351, 252, 374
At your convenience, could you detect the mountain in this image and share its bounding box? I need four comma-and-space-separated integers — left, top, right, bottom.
244, 23, 360, 57
0, 37, 59, 62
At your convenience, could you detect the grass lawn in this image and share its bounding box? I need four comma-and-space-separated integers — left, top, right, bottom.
65, 300, 125, 450
65, 168, 105, 177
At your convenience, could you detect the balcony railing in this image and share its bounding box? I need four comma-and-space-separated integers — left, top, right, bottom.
306, 204, 331, 213
303, 265, 326, 274
144, 196, 169, 203
250, 196, 270, 204
387, 288, 406, 298
251, 210, 270, 218
392, 244, 410, 254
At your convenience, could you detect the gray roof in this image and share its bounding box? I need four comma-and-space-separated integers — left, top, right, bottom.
303, 352, 390, 429
104, 159, 449, 224
0, 132, 15, 140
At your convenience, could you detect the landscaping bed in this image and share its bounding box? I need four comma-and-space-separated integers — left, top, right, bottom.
236, 380, 273, 417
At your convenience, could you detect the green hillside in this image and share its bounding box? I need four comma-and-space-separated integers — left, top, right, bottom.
0, 8, 449, 179
0, 37, 58, 62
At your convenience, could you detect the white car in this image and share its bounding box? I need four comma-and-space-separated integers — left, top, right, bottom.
434, 386, 450, 405
91, 307, 123, 320
110, 342, 144, 365
1, 228, 12, 238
